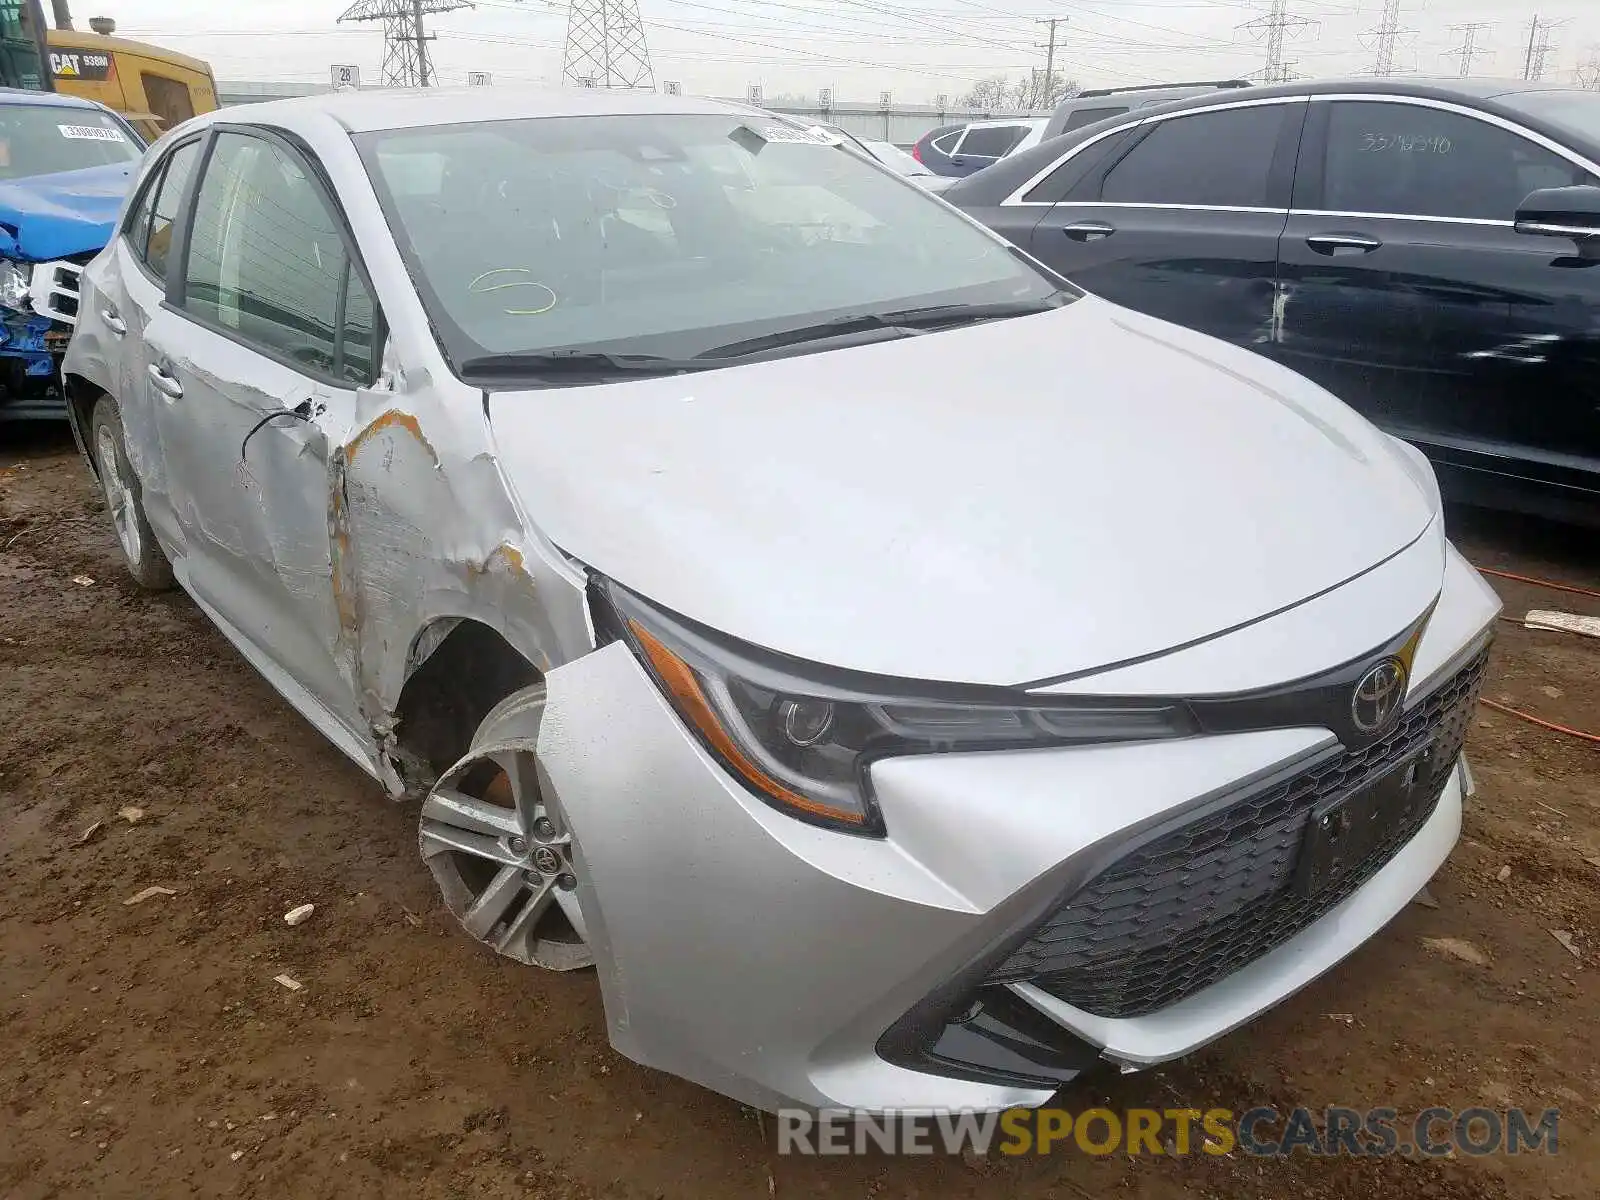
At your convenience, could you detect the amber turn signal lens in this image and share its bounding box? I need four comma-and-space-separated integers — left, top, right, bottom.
627, 619, 866, 826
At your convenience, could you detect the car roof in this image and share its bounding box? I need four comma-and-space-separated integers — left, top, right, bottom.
947, 75, 1600, 207
0, 87, 105, 111
1174, 75, 1582, 104
1060, 86, 1217, 105
209, 85, 759, 134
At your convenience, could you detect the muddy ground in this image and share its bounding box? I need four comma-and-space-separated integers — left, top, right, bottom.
3, 424, 1598, 1200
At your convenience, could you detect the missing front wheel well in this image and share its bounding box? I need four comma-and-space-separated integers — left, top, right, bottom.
393, 620, 542, 781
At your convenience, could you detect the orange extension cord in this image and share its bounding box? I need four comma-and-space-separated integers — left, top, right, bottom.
1469, 563, 1600, 746
1474, 565, 1600, 601
1478, 698, 1600, 746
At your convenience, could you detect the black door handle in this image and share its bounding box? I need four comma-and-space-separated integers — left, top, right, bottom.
1306, 231, 1382, 255
1062, 220, 1116, 242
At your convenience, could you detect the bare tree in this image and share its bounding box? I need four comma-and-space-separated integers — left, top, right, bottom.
959, 74, 1015, 110
1025, 69, 1081, 109
962, 71, 1081, 112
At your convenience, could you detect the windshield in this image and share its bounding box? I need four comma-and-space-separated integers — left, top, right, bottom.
357, 113, 1067, 371
0, 103, 140, 180
1498, 90, 1600, 146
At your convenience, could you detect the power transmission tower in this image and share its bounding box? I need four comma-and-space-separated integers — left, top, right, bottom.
338, 0, 473, 87
1239, 0, 1316, 84
1521, 15, 1564, 81
561, 0, 656, 89
1443, 22, 1492, 77
1363, 0, 1412, 76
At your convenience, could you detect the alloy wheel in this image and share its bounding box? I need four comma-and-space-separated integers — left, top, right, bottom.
95, 423, 142, 565
419, 747, 594, 970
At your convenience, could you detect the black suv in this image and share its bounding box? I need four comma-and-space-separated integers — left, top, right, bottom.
945, 78, 1600, 524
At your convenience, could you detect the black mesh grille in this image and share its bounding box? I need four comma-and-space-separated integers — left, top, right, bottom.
988, 647, 1490, 1019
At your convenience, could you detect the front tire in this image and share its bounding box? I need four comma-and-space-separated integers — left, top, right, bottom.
90, 396, 174, 592
418, 687, 595, 971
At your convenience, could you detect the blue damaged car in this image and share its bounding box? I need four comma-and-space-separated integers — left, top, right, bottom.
0, 87, 143, 420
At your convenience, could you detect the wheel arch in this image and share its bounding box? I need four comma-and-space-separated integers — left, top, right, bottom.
62, 372, 109, 478
391, 614, 548, 782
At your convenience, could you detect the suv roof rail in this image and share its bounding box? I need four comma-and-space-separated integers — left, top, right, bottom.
1074, 79, 1253, 99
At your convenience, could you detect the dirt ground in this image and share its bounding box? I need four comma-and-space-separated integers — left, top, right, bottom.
3, 424, 1598, 1200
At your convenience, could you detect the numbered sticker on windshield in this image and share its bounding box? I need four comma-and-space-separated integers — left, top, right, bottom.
57, 124, 127, 142
741, 123, 831, 145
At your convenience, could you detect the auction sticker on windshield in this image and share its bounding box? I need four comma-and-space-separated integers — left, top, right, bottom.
58, 124, 127, 142
744, 122, 830, 145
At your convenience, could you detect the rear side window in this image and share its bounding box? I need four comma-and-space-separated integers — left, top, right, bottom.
340, 266, 380, 385
1321, 100, 1597, 221
1101, 105, 1287, 208
184, 131, 380, 383
1022, 128, 1138, 204
931, 131, 960, 156
143, 138, 200, 279
1063, 106, 1129, 132
959, 125, 1025, 158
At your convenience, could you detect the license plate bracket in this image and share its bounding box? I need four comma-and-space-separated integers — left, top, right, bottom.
1294, 752, 1432, 897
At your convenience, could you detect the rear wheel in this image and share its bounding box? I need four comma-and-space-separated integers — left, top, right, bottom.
418, 688, 594, 971
90, 397, 174, 591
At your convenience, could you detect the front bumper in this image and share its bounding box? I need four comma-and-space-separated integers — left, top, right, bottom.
527, 545, 1499, 1113
0, 258, 83, 420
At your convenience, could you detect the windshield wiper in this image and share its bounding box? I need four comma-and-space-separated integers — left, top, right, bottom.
871, 295, 1072, 327
457, 350, 705, 382
694, 294, 1071, 362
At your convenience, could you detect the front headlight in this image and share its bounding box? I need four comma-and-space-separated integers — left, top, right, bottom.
0, 260, 30, 311
595, 580, 1199, 835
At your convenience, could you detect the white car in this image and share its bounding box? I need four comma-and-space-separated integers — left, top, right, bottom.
64, 86, 1498, 1114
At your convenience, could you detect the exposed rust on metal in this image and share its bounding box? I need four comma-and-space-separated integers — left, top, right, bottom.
344, 409, 440, 468
469, 542, 531, 580
327, 455, 361, 638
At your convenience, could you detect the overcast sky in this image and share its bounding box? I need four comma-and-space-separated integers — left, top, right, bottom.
102, 0, 1600, 103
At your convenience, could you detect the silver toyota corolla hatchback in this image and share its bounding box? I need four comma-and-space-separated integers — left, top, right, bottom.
64, 87, 1500, 1114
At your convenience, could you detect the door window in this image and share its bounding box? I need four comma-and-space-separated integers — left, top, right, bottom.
143, 138, 200, 279
183, 131, 379, 382
1101, 104, 1287, 207
957, 125, 1025, 159
1321, 101, 1597, 221
122, 162, 160, 261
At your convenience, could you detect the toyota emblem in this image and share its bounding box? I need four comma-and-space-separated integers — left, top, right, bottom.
1351, 657, 1407, 735
531, 846, 562, 875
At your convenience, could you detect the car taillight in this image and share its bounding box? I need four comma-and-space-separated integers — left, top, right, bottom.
912, 142, 923, 162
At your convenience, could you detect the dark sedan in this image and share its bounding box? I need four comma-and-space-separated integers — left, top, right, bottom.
943, 78, 1600, 525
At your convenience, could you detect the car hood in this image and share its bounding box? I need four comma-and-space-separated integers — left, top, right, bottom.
487, 298, 1437, 686
0, 162, 136, 262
